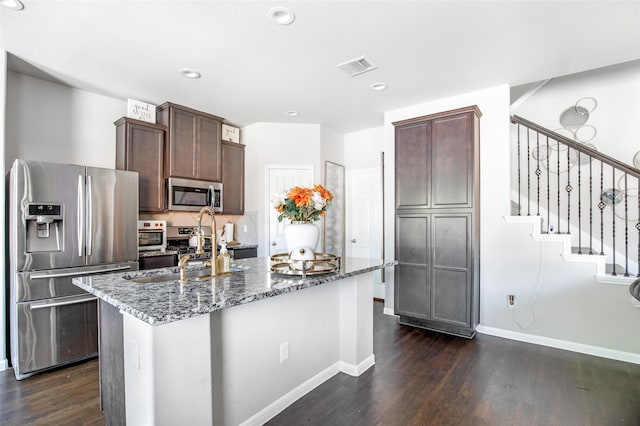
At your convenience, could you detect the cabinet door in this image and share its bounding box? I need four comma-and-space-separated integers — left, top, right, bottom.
197, 115, 222, 181
395, 122, 431, 209
115, 118, 165, 212
430, 213, 471, 327
431, 113, 474, 208
394, 214, 429, 319
167, 107, 198, 179
222, 141, 245, 215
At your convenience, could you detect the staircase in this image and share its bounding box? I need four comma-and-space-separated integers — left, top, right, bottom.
509, 115, 640, 307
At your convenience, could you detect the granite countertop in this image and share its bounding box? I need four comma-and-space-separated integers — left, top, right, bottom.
72, 257, 395, 326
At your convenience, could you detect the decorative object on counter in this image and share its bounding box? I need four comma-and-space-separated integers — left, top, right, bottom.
270, 253, 340, 277
323, 161, 345, 257
127, 99, 156, 123
272, 183, 334, 254
217, 243, 231, 273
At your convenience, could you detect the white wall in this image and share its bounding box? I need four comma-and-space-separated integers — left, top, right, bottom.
242, 122, 322, 257
383, 84, 640, 357
5, 71, 125, 170
512, 60, 640, 167
343, 126, 384, 171
1, 49, 8, 370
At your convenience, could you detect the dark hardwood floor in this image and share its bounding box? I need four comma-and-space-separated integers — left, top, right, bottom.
0, 358, 104, 425
1, 301, 638, 425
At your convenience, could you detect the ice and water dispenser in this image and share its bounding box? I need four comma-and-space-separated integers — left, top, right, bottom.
25, 203, 63, 252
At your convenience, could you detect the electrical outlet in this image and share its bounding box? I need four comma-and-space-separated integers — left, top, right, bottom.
280, 342, 289, 363
508, 294, 516, 309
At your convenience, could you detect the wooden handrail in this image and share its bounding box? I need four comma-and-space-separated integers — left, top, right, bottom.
511, 115, 640, 178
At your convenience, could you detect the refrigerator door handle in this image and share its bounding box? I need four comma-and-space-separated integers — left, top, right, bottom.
30, 265, 134, 279
87, 175, 93, 256
29, 295, 97, 310
77, 175, 84, 257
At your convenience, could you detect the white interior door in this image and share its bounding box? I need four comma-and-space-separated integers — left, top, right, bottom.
267, 166, 314, 256
346, 167, 384, 297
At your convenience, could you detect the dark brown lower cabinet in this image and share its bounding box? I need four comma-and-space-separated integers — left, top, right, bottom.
98, 300, 125, 426
394, 106, 480, 338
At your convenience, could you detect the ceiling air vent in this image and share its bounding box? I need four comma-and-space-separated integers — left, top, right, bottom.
337, 56, 378, 77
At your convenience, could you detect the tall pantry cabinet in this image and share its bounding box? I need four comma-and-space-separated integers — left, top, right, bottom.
393, 106, 481, 338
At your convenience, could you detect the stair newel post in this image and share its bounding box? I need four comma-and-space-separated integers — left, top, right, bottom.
589, 153, 594, 255
624, 173, 629, 277
578, 148, 582, 254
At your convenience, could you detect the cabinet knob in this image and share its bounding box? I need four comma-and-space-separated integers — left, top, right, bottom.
351, 239, 357, 243
271, 242, 277, 246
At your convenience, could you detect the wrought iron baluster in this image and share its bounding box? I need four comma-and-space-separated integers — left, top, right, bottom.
624, 173, 629, 277
589, 154, 593, 255
599, 161, 605, 256
527, 129, 531, 216
557, 139, 560, 233
535, 133, 541, 216
546, 136, 550, 233
517, 123, 521, 216
612, 168, 617, 276
566, 147, 572, 234
578, 150, 582, 254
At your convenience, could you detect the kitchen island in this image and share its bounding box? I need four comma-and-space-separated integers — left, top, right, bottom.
73, 256, 394, 425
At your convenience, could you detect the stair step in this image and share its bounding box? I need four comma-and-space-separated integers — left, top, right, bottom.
571, 246, 599, 255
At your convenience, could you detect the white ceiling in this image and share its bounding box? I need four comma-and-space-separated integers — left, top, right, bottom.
2, 1, 640, 133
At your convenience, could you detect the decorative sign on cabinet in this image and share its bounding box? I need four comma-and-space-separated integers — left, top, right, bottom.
393, 105, 481, 338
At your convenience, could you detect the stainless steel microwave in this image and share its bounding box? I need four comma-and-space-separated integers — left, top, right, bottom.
167, 177, 223, 212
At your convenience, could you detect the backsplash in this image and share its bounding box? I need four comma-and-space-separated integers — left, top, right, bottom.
139, 211, 258, 244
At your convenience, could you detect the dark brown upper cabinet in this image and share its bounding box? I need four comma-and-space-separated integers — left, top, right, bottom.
114, 117, 166, 212
221, 141, 245, 215
156, 102, 223, 182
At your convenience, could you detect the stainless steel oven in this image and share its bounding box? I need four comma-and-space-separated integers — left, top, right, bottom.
138, 220, 167, 252
167, 177, 222, 212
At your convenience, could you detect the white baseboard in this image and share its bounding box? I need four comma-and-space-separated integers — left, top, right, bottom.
476, 325, 640, 365
383, 307, 396, 316
239, 362, 341, 426
340, 354, 375, 377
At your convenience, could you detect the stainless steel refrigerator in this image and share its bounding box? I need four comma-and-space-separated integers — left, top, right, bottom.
7, 159, 139, 380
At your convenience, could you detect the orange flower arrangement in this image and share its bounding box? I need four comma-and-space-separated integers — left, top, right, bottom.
272, 184, 334, 222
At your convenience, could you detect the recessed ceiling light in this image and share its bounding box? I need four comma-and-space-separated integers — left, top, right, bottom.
370, 82, 387, 91
268, 7, 295, 25
286, 110, 299, 117
0, 0, 24, 10
179, 68, 201, 79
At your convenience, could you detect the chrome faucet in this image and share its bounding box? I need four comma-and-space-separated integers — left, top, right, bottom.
196, 206, 217, 276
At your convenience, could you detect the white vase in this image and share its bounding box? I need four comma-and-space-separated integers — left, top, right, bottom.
283, 221, 319, 255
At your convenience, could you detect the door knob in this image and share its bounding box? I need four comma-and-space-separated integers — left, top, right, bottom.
271, 242, 277, 246
351, 239, 356, 243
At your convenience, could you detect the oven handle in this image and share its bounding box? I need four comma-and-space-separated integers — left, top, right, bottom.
30, 265, 133, 279
29, 295, 97, 310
